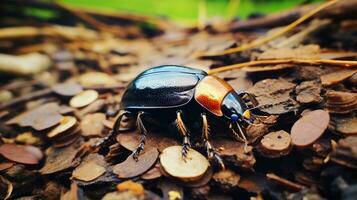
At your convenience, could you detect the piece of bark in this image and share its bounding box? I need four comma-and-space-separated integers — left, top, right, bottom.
321, 69, 357, 86
296, 81, 322, 104
40, 143, 79, 174
330, 115, 357, 136
248, 79, 298, 115
72, 154, 107, 182
211, 137, 256, 170
325, 91, 357, 114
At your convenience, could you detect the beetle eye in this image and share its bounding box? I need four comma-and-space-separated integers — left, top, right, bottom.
230, 114, 238, 121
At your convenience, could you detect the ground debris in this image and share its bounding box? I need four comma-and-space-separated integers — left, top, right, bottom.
0, 0, 357, 199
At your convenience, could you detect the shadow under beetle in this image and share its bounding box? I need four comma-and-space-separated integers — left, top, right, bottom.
101, 65, 263, 169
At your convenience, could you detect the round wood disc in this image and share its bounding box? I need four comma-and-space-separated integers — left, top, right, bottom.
291, 110, 330, 147
47, 116, 77, 138
160, 146, 209, 182
260, 130, 292, 157
52, 82, 83, 97
0, 144, 43, 165
69, 90, 98, 108
261, 130, 291, 152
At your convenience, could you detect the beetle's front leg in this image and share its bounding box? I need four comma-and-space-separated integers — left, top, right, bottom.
92, 110, 131, 149
201, 113, 225, 169
176, 110, 191, 160
132, 111, 148, 160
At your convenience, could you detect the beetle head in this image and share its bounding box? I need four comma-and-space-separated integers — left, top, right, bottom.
221, 92, 251, 123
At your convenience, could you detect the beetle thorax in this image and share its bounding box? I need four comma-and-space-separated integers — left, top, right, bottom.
194, 75, 234, 116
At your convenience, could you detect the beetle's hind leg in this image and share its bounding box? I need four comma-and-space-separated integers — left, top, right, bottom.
201, 113, 225, 169
132, 111, 148, 160
176, 110, 191, 160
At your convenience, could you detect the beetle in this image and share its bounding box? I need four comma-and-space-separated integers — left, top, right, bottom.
103, 65, 261, 168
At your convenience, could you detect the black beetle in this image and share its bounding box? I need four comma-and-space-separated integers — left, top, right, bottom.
101, 65, 261, 168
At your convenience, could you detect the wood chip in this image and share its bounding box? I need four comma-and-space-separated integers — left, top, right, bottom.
80, 113, 106, 137
325, 91, 357, 114
47, 116, 77, 138
0, 162, 14, 171
296, 81, 322, 104
6, 102, 63, 131
69, 90, 98, 108
248, 78, 298, 114
72, 154, 106, 182
331, 116, 357, 136
40, 143, 79, 174
0, 144, 43, 165
259, 130, 292, 158
160, 146, 209, 182
291, 110, 330, 148
113, 148, 158, 179
52, 82, 83, 97
321, 69, 357, 86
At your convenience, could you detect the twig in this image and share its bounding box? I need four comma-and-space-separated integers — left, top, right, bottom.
0, 26, 98, 40
55, 2, 127, 37
208, 59, 357, 74
199, 0, 340, 57
0, 88, 52, 110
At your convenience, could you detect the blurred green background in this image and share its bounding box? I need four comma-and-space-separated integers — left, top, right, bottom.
59, 0, 322, 25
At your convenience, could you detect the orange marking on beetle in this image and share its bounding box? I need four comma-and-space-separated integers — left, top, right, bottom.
194, 75, 233, 116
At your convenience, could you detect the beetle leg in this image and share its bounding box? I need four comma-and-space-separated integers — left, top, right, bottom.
91, 110, 131, 149
132, 111, 148, 160
176, 110, 191, 160
239, 92, 259, 107
201, 113, 225, 169
230, 122, 250, 153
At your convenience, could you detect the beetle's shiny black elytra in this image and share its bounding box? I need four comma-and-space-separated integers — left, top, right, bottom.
109, 65, 259, 168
